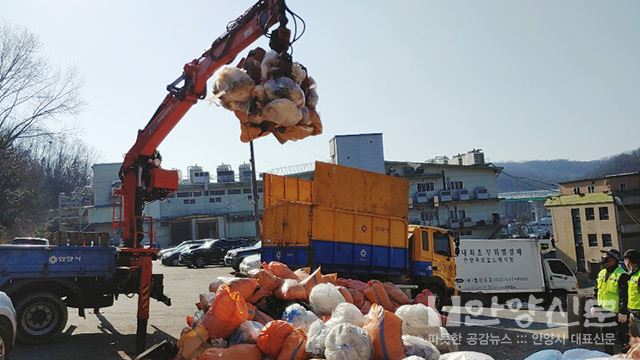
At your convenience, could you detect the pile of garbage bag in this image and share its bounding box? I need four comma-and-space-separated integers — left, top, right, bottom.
212, 47, 322, 144
525, 348, 634, 359
176, 261, 478, 360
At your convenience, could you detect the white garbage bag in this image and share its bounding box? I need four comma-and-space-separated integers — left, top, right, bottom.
309, 283, 346, 316
326, 303, 366, 327
263, 77, 306, 107
282, 303, 319, 333
228, 320, 263, 345
523, 349, 562, 360
306, 319, 332, 357
396, 304, 441, 339
260, 50, 279, 81
213, 67, 255, 105
434, 327, 458, 354
402, 335, 440, 360
439, 351, 495, 360
405, 357, 427, 360
262, 98, 302, 127
324, 323, 372, 360
560, 349, 612, 359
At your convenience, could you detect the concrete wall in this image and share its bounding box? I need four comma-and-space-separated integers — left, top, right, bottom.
92, 163, 122, 207
330, 134, 385, 174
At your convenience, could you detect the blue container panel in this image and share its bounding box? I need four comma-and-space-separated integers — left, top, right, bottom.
261, 246, 308, 269
0, 245, 117, 287
312, 240, 407, 273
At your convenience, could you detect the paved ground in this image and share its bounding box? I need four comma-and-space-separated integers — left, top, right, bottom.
10, 263, 607, 360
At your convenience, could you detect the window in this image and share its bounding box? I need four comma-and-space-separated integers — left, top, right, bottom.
585, 207, 595, 220
599, 207, 609, 220
434, 232, 451, 257
209, 197, 222, 203
417, 183, 434, 192
421, 230, 429, 251
177, 192, 191, 198
183, 199, 195, 204
547, 260, 574, 277
587, 185, 595, 193
602, 234, 612, 247
573, 187, 581, 195
620, 183, 627, 191
192, 191, 202, 197
210, 190, 225, 196
247, 195, 252, 200
228, 189, 241, 195
447, 181, 463, 190
257, 188, 263, 193
587, 234, 597, 247
243, 188, 252, 194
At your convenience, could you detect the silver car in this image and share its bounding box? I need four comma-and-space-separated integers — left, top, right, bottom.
0, 292, 16, 360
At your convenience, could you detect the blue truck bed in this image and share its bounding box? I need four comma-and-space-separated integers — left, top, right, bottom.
0, 245, 117, 288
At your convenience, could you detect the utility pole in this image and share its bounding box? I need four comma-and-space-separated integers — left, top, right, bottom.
249, 141, 261, 241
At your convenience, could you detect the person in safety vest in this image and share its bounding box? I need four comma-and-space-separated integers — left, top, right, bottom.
624, 249, 640, 348
594, 248, 628, 353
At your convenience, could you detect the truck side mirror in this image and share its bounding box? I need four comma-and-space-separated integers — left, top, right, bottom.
455, 246, 460, 257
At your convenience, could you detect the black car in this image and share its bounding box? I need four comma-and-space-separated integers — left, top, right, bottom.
181, 238, 251, 268
160, 241, 207, 266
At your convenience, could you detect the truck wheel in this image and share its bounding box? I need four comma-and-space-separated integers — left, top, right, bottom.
15, 292, 68, 344
194, 256, 206, 268
0, 324, 10, 360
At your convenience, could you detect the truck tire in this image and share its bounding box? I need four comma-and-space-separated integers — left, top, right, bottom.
0, 324, 11, 360
15, 292, 68, 344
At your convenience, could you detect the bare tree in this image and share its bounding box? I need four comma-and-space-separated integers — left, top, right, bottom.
0, 23, 83, 151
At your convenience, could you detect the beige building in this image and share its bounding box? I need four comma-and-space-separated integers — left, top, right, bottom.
545, 172, 640, 276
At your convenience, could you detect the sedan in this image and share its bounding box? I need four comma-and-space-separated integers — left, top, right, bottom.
239, 254, 261, 275
181, 238, 251, 268
161, 241, 207, 266
0, 292, 16, 360
224, 241, 261, 271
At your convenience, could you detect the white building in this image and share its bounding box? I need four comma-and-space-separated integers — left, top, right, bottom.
86, 163, 262, 248
329, 133, 385, 174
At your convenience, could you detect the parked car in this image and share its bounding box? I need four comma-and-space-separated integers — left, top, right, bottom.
158, 239, 204, 257
160, 241, 208, 266
181, 238, 252, 268
224, 241, 262, 271
239, 254, 261, 275
0, 291, 16, 360
11, 237, 49, 246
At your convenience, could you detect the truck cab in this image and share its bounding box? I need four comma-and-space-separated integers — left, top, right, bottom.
408, 225, 459, 301
542, 258, 579, 295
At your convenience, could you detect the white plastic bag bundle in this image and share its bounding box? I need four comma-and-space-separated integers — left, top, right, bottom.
260, 50, 279, 81
208, 276, 240, 292
434, 327, 458, 353
395, 304, 441, 339
306, 319, 332, 357
326, 303, 366, 327
309, 283, 346, 316
402, 335, 440, 360
228, 320, 263, 345
439, 351, 495, 360
404, 357, 426, 360
282, 303, 319, 333
523, 350, 562, 360
560, 349, 612, 359
213, 67, 255, 113
262, 98, 302, 126
263, 77, 305, 107
324, 323, 372, 360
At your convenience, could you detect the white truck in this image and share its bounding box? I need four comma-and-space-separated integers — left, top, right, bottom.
456, 239, 578, 304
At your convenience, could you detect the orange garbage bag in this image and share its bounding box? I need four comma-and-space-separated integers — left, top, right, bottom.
300, 267, 323, 296
350, 288, 365, 308
246, 302, 257, 320
337, 286, 354, 304
214, 278, 258, 300
363, 304, 405, 360
177, 325, 209, 360
198, 344, 262, 360
383, 282, 410, 305
246, 286, 272, 304
257, 320, 294, 358
201, 284, 249, 339
277, 328, 309, 360
252, 269, 283, 291
360, 300, 372, 315
294, 267, 311, 281
363, 280, 394, 311
266, 261, 299, 280
321, 273, 337, 284
413, 288, 437, 309
344, 279, 367, 291
274, 279, 307, 301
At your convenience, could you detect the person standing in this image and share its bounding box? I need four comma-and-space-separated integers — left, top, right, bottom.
624, 249, 640, 349
595, 248, 629, 353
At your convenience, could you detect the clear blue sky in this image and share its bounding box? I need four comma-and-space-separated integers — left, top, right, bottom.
3, 0, 639, 175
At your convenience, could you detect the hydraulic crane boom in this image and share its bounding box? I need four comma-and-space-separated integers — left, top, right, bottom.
114, 0, 292, 352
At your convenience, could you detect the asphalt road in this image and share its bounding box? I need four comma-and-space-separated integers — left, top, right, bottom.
9, 263, 607, 360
